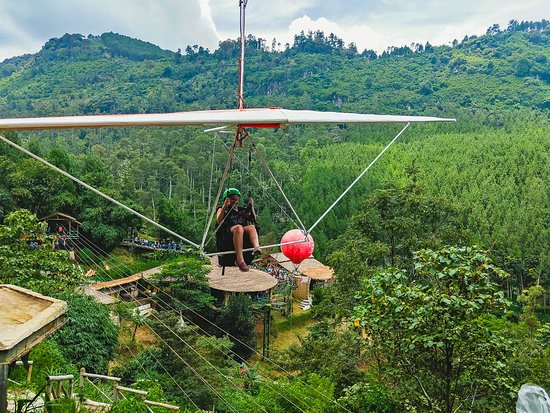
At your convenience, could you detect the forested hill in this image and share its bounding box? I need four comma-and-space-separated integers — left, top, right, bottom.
0, 21, 548, 289
0, 22, 549, 118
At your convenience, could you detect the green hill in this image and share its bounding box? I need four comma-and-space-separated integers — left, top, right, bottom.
0, 22, 549, 117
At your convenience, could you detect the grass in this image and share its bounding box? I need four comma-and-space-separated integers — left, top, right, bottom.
270, 301, 315, 350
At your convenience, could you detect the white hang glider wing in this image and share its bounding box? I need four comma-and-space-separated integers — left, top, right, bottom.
0, 108, 455, 131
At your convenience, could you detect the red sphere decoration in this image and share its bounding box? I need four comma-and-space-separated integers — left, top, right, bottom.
280, 229, 314, 265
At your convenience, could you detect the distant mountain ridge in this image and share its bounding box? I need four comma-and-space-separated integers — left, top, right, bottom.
0, 20, 548, 119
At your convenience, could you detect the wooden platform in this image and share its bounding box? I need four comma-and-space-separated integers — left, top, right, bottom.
0, 284, 67, 364
207, 258, 277, 293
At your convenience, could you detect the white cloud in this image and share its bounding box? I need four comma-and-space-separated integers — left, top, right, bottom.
0, 0, 221, 61
0, 0, 548, 60
284, 15, 390, 52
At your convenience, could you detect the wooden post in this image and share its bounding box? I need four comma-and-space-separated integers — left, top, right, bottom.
113, 381, 118, 403
26, 361, 33, 383
14, 360, 33, 383
68, 376, 74, 398
55, 380, 62, 399
79, 368, 85, 389
0, 364, 8, 413
45, 380, 52, 403
144, 400, 180, 410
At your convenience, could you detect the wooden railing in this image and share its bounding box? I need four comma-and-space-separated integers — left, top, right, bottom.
79, 368, 179, 411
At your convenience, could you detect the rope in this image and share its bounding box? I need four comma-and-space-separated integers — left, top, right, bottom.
307, 122, 410, 233
245, 133, 308, 233
0, 135, 199, 249
72, 229, 348, 412
200, 133, 239, 250
71, 232, 267, 413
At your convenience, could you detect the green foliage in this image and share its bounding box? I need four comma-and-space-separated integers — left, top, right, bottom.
328, 185, 466, 314
54, 293, 118, 374
222, 373, 336, 413
115, 302, 147, 342
112, 348, 164, 384
110, 396, 149, 413
43, 397, 78, 413
148, 312, 236, 410
17, 339, 77, 390
284, 321, 363, 396
495, 286, 550, 390
354, 246, 514, 412
151, 253, 213, 313
100, 32, 173, 61
0, 209, 83, 294
337, 377, 402, 413
0, 23, 549, 412
217, 294, 257, 361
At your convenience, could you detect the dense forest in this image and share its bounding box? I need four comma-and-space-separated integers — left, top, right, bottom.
0, 18, 549, 412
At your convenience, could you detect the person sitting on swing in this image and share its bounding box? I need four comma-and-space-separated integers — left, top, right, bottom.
217, 187, 261, 272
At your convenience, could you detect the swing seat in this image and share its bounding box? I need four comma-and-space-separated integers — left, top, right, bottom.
215, 225, 259, 267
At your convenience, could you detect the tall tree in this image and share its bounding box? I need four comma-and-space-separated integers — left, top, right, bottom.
217, 293, 257, 361
354, 246, 514, 412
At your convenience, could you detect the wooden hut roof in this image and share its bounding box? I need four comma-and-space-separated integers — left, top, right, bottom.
89, 267, 162, 291
90, 274, 142, 291
301, 265, 334, 281
269, 253, 334, 280
40, 212, 82, 225
207, 257, 277, 293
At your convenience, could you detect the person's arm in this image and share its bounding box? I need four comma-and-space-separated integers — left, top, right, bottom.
217, 198, 231, 224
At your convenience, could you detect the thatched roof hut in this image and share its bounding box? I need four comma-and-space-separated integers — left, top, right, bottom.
41, 212, 81, 238
269, 253, 334, 281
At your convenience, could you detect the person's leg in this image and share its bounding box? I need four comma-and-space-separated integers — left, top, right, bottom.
244, 225, 261, 255
230, 225, 245, 264
244, 225, 260, 248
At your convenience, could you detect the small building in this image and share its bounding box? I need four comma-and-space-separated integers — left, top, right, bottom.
207, 257, 278, 305
0, 285, 67, 413
89, 267, 161, 302
41, 212, 81, 239
269, 253, 335, 300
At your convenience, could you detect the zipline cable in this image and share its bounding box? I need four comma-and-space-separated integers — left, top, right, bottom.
72, 256, 245, 412
71, 229, 350, 412
73, 244, 201, 411
308, 122, 410, 233
73, 231, 307, 412
0, 135, 199, 249
71, 232, 270, 413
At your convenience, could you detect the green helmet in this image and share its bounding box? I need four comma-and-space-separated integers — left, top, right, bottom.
223, 187, 241, 199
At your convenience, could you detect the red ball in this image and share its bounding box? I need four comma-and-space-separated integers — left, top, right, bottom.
280, 229, 314, 265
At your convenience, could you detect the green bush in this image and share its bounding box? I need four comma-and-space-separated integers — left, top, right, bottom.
54, 293, 118, 373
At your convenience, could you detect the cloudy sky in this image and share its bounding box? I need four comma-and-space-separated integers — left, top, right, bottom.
0, 0, 547, 61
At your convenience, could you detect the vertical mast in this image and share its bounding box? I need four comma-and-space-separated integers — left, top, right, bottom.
237, 0, 248, 109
